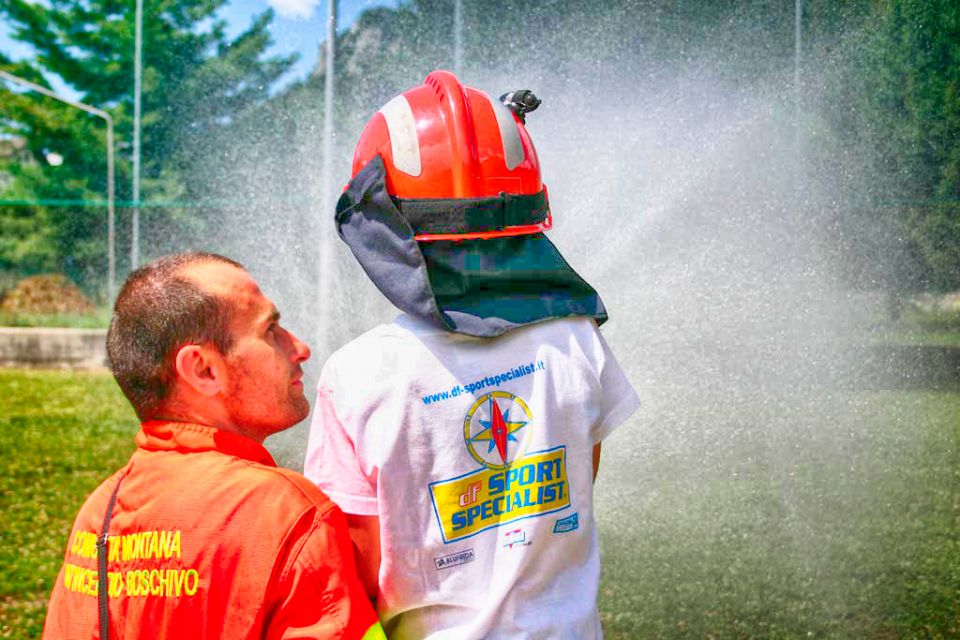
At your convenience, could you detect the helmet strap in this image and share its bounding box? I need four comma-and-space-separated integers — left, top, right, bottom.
395, 191, 549, 240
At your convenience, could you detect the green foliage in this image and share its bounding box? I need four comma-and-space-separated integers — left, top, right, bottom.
822, 0, 960, 291
0, 82, 104, 284
1, 0, 958, 294
903, 204, 960, 290
0, 0, 296, 286
0, 370, 135, 638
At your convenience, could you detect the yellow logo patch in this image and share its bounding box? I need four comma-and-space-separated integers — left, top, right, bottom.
430, 446, 570, 543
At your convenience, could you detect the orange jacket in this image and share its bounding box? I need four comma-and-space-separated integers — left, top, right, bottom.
43, 421, 383, 639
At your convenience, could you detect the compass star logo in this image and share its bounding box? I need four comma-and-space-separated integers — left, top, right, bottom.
463, 391, 532, 469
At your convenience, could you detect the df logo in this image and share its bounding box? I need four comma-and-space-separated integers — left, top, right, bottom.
463, 391, 532, 469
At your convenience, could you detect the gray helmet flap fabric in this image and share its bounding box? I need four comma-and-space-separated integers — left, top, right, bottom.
335, 156, 608, 338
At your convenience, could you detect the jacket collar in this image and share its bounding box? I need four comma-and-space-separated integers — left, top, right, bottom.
135, 421, 277, 467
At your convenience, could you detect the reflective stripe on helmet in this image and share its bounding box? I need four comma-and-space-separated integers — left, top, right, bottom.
379, 95, 421, 176
352, 71, 543, 199
487, 94, 525, 170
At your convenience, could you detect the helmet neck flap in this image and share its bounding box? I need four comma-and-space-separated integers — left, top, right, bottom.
335, 156, 607, 338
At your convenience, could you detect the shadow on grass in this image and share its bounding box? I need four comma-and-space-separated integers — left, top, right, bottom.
848, 344, 960, 392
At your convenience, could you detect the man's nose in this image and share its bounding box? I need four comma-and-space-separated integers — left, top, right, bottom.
288, 330, 311, 363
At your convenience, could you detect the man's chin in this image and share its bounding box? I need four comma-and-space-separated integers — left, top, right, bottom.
231, 405, 310, 440
273, 406, 310, 433
293, 408, 310, 426
293, 396, 310, 422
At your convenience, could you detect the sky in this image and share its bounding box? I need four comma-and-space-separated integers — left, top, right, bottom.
0, 0, 401, 97
218, 0, 400, 83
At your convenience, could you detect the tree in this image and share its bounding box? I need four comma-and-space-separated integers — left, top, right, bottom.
820, 0, 960, 292
0, 0, 296, 294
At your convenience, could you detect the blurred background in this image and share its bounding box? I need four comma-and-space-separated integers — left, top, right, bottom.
1, 0, 958, 638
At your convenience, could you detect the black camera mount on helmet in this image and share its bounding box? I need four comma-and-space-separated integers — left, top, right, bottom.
499, 90, 541, 123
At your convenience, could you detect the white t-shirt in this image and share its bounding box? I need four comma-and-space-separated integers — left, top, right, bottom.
304, 315, 639, 639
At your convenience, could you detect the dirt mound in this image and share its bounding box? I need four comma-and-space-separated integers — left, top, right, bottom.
1, 274, 96, 314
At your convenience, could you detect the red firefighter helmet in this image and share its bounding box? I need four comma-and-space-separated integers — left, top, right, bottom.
350, 70, 551, 241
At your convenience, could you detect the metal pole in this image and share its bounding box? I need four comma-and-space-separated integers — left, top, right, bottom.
0, 70, 117, 301
106, 121, 116, 300
317, 0, 338, 355
453, 0, 463, 77
131, 0, 143, 269
322, 0, 337, 197
794, 0, 802, 138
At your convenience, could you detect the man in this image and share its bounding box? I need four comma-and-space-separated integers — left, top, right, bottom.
304, 72, 640, 638
44, 252, 384, 639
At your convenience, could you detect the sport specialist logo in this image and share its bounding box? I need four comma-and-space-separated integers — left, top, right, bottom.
429, 390, 571, 544
463, 391, 532, 469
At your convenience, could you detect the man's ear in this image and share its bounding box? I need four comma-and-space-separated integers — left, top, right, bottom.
174, 344, 225, 397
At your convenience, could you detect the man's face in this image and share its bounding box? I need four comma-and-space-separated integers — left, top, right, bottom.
187, 262, 311, 441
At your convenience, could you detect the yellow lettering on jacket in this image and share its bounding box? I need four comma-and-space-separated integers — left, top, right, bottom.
119, 530, 182, 561
123, 569, 200, 598
60, 530, 196, 599
108, 570, 124, 597
63, 563, 98, 597
69, 531, 98, 560
109, 535, 120, 562
71, 529, 182, 561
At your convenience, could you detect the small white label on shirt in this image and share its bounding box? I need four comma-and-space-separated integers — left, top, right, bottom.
434, 549, 476, 570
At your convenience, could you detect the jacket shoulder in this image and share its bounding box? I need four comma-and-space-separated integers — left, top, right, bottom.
238, 461, 337, 516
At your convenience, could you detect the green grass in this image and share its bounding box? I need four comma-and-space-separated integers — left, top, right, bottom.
896, 331, 960, 347
889, 329, 960, 348
0, 370, 135, 639
888, 307, 960, 347
0, 310, 110, 329
1, 371, 958, 638
597, 389, 960, 639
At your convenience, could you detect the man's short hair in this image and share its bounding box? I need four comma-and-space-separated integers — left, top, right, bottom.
107, 252, 243, 420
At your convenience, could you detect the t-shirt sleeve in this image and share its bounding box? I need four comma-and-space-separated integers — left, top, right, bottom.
263, 505, 385, 640
303, 386, 379, 516
589, 326, 640, 443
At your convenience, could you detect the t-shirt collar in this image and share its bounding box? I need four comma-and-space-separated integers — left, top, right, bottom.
136, 420, 277, 467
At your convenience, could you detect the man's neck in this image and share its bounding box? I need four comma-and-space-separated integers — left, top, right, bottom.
149, 411, 268, 445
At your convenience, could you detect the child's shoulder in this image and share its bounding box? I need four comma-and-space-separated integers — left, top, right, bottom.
324, 318, 430, 374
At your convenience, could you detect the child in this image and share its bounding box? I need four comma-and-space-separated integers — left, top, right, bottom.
304, 71, 639, 639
